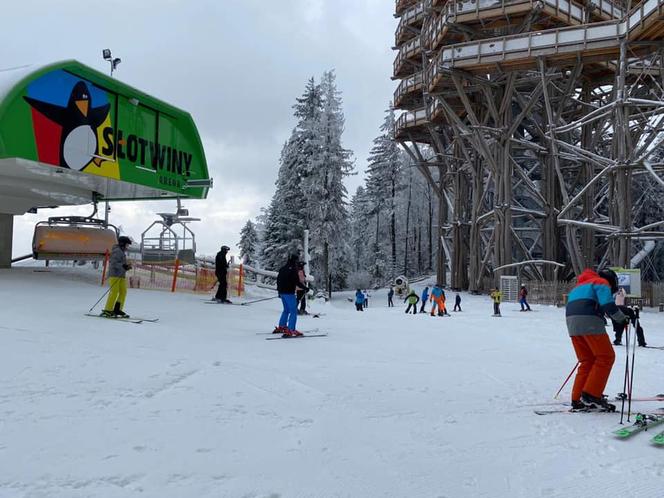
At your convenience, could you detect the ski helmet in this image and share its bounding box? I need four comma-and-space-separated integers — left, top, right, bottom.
220, 245, 230, 252
118, 236, 132, 246
598, 268, 619, 294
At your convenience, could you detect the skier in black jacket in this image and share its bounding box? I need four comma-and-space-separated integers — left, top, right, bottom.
275, 254, 308, 337
214, 245, 231, 303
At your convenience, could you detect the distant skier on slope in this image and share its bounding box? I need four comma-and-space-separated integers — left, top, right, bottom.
274, 254, 307, 337
565, 268, 628, 411
612, 306, 647, 347
214, 245, 231, 303
490, 288, 502, 316
429, 284, 443, 316
355, 289, 365, 311
419, 286, 429, 313
387, 287, 394, 307
404, 289, 419, 315
102, 236, 133, 318
296, 262, 308, 315
519, 285, 532, 311
453, 293, 462, 312
439, 288, 450, 316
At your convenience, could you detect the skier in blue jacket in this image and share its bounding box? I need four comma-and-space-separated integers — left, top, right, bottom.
419, 286, 429, 313
355, 289, 365, 311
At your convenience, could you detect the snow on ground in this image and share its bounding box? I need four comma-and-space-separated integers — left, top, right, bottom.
1, 267, 663, 498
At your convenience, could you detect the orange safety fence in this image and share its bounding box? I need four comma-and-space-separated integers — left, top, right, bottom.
125, 262, 245, 297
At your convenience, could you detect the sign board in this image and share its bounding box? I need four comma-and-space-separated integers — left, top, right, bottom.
500, 275, 519, 302
611, 267, 641, 298
0, 61, 210, 204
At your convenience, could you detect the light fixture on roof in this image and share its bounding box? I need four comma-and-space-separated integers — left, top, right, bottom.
102, 49, 121, 77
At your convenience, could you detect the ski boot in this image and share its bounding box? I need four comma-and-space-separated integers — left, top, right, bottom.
282, 329, 303, 338
570, 400, 591, 412
113, 303, 130, 318
101, 309, 114, 318
272, 326, 287, 334
581, 392, 616, 412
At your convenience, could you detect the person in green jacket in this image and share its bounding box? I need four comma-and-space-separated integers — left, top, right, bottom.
490, 288, 502, 317
404, 290, 420, 315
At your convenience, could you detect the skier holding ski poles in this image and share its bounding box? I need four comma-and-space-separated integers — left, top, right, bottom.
273, 254, 307, 337
102, 236, 133, 318
565, 268, 628, 411
214, 245, 231, 303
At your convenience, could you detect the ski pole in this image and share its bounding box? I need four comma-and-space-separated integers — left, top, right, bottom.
627, 310, 640, 421
620, 321, 631, 424
240, 295, 280, 306
554, 362, 579, 399
88, 278, 121, 313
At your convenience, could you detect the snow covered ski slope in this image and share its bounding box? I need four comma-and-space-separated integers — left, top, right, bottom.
1, 267, 664, 497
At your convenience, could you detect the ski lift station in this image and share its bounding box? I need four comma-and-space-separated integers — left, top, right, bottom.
0, 60, 212, 268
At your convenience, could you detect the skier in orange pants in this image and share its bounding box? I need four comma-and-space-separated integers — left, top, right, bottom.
565, 268, 627, 411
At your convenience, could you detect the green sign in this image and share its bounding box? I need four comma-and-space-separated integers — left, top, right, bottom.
0, 60, 210, 200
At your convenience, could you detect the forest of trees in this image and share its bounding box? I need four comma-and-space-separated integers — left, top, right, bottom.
237, 72, 438, 292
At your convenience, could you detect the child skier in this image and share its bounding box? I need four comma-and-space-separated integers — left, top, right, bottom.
404, 290, 419, 315
363, 290, 369, 308
490, 288, 502, 316
355, 289, 365, 311
387, 287, 394, 307
519, 285, 532, 311
439, 288, 450, 316
430, 284, 444, 316
454, 293, 462, 312
419, 286, 429, 313
102, 236, 133, 317
566, 268, 627, 411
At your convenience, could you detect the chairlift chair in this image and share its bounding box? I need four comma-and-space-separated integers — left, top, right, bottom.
32, 216, 118, 261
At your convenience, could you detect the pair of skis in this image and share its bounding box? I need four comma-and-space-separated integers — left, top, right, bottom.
85, 313, 158, 324
259, 328, 327, 340
612, 413, 664, 446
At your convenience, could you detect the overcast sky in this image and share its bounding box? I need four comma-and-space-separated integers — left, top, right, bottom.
5, 0, 396, 259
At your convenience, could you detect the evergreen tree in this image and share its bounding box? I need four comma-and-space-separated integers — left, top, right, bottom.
260, 79, 323, 270
303, 70, 354, 293
365, 107, 403, 277
238, 220, 259, 266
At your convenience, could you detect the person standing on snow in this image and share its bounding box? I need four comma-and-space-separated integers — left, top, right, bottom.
214, 245, 231, 303
454, 293, 462, 312
355, 289, 365, 311
419, 286, 429, 313
102, 236, 133, 317
490, 288, 502, 316
296, 262, 308, 315
404, 289, 419, 315
566, 268, 628, 411
430, 284, 444, 316
387, 287, 394, 307
439, 288, 450, 316
274, 254, 307, 337
519, 285, 532, 311
363, 290, 369, 308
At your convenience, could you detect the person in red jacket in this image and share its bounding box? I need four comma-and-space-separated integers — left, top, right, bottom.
519, 285, 531, 311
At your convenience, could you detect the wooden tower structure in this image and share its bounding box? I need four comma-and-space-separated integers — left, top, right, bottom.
393, 0, 664, 290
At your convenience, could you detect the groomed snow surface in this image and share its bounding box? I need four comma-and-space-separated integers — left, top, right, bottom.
1, 267, 663, 498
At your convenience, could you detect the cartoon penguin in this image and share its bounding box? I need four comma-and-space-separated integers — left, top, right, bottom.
24, 81, 110, 171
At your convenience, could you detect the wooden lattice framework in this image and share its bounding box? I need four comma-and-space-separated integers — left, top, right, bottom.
393, 0, 664, 290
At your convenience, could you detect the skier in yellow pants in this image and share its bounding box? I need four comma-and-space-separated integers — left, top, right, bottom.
102, 236, 133, 318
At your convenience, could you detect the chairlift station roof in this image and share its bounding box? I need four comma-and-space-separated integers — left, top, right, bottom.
0, 60, 211, 215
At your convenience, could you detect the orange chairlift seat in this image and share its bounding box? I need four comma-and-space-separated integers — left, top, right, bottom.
32, 216, 118, 261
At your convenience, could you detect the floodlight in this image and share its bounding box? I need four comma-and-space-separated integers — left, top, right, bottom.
102, 49, 111, 60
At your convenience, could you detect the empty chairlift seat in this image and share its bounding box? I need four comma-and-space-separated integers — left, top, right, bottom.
32, 217, 118, 261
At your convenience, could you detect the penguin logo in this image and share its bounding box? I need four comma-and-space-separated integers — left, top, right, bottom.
24, 81, 110, 171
